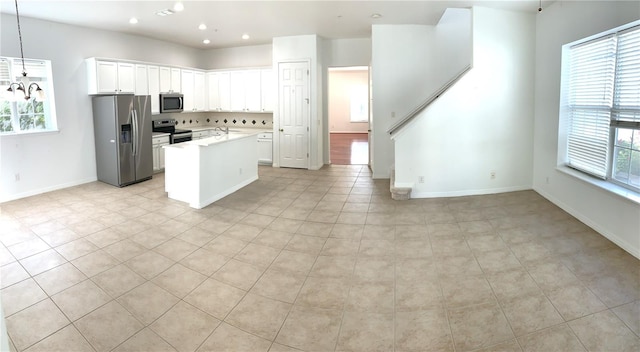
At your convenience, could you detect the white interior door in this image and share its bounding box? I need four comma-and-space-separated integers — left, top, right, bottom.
278, 62, 310, 169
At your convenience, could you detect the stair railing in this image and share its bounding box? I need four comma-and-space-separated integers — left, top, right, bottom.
387, 64, 472, 136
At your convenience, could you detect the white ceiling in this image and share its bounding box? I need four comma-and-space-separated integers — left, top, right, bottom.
0, 0, 549, 49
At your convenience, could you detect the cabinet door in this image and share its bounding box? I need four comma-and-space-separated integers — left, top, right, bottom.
194, 71, 206, 111
117, 62, 135, 93
159, 144, 166, 170
148, 66, 160, 114
245, 70, 262, 112
171, 68, 181, 93
207, 72, 221, 111
159, 66, 171, 93
135, 64, 148, 95
96, 61, 118, 93
261, 69, 274, 112
218, 72, 231, 111
257, 139, 273, 163
181, 70, 194, 112
152, 144, 160, 172
230, 71, 246, 111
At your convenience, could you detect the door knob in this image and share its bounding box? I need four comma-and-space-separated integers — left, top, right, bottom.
279, 129, 284, 132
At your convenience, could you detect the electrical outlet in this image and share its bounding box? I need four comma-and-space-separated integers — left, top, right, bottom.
490, 171, 496, 179
391, 112, 396, 118
239, 168, 243, 175
546, 176, 550, 184
418, 176, 425, 183
15, 173, 20, 181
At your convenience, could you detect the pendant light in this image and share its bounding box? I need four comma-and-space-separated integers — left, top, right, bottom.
5, 0, 45, 101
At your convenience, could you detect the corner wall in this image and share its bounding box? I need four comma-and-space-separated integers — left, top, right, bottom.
272, 35, 324, 170
532, 1, 640, 258
371, 24, 436, 179
394, 7, 535, 197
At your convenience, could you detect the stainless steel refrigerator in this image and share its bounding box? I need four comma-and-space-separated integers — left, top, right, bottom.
92, 95, 153, 187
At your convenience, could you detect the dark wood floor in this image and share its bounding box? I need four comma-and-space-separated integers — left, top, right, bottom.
330, 133, 369, 165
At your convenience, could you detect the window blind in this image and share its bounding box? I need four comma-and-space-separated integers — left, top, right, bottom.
613, 25, 640, 127
0, 59, 11, 86
566, 35, 616, 178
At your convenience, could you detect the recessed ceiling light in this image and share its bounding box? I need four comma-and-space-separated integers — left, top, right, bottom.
156, 9, 174, 16
129, 17, 138, 24
242, 34, 250, 40
198, 23, 207, 30
371, 13, 382, 19
203, 39, 210, 44
173, 2, 184, 12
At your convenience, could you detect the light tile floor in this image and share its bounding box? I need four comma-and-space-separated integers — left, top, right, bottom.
1, 165, 639, 352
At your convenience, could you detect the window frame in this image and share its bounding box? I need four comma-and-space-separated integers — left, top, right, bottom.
0, 56, 57, 135
560, 21, 640, 194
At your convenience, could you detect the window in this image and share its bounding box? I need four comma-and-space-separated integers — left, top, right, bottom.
0, 56, 57, 134
349, 84, 368, 123
563, 23, 640, 192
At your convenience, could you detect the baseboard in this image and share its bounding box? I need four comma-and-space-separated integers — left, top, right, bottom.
0, 176, 98, 203
534, 186, 640, 259
329, 131, 369, 134
410, 185, 532, 198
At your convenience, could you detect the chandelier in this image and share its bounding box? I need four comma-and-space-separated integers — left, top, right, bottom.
5, 0, 44, 101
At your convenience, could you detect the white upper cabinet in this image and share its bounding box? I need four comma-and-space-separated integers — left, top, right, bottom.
148, 65, 160, 114
159, 66, 171, 93
134, 64, 148, 95
87, 58, 271, 114
260, 69, 274, 112
181, 70, 195, 111
194, 71, 206, 111
182, 69, 206, 112
207, 71, 231, 112
171, 68, 181, 93
230, 69, 262, 112
87, 59, 135, 94
159, 66, 182, 93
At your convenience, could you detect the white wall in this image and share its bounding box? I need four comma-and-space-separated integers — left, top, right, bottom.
533, 1, 640, 258
0, 15, 202, 202
394, 7, 535, 197
328, 70, 369, 133
272, 35, 323, 170
371, 24, 436, 178
200, 44, 272, 69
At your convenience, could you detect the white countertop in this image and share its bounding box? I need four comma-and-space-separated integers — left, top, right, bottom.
189, 126, 272, 133
164, 131, 259, 149
152, 132, 171, 138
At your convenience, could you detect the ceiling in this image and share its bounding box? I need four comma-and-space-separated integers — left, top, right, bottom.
0, 0, 549, 49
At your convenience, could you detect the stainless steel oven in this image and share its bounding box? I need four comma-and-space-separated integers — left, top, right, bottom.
152, 119, 192, 144
172, 129, 192, 144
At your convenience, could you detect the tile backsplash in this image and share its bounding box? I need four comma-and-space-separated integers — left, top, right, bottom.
172, 112, 273, 129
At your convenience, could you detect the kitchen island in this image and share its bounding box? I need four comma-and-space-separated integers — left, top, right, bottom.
164, 131, 258, 209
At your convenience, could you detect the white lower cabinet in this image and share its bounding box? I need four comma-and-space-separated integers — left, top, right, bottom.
257, 132, 273, 164
152, 135, 170, 172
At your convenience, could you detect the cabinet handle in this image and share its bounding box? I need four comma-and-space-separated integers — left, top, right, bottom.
279, 128, 284, 132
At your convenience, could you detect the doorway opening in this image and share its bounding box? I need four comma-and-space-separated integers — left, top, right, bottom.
328, 66, 370, 165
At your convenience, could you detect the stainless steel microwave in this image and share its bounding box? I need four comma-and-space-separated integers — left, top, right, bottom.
159, 93, 184, 113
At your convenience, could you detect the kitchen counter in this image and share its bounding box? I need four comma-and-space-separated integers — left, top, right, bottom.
189, 126, 272, 133
152, 132, 171, 138
163, 131, 258, 209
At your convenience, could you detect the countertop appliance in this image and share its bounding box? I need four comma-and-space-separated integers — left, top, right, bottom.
152, 119, 192, 144
159, 93, 184, 113
92, 95, 153, 187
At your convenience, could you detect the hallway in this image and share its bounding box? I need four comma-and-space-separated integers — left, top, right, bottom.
330, 133, 368, 165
